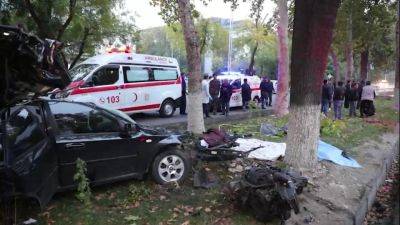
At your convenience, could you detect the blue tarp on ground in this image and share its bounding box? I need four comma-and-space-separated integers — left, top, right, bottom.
317, 140, 362, 168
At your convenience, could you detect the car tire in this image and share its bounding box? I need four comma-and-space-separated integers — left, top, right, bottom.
159, 99, 175, 117
151, 149, 189, 184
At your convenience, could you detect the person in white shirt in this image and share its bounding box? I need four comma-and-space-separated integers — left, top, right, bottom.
360, 81, 376, 117
201, 75, 211, 117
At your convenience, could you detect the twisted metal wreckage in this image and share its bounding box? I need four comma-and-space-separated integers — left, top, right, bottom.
0, 25, 71, 224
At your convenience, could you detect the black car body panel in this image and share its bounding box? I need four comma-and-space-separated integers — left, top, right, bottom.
0, 99, 181, 207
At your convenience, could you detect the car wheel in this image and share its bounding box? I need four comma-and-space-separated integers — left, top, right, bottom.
159, 99, 175, 117
151, 149, 189, 184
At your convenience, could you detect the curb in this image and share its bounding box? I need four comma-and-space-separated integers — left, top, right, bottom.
353, 140, 399, 225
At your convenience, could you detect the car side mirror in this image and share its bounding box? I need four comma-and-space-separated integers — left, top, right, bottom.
119, 123, 132, 138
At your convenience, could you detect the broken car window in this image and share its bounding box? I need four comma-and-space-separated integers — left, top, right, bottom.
49, 102, 120, 135
6, 108, 46, 157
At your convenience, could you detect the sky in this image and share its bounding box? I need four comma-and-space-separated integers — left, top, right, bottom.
125, 0, 275, 29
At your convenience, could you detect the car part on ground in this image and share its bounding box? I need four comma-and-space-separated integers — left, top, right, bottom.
227, 165, 308, 224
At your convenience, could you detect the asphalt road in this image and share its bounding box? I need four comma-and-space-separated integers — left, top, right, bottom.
131, 106, 274, 127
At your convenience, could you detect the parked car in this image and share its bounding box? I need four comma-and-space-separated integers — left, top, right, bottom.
0, 99, 189, 207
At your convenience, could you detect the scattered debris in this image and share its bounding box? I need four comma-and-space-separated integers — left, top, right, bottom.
260, 123, 287, 136
22, 218, 38, 225
193, 167, 219, 189
226, 165, 308, 224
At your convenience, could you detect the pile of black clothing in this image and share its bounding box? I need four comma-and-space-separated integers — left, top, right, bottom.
228, 165, 308, 224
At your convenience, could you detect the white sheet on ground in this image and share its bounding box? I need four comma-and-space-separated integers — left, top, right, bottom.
232, 138, 286, 161
231, 138, 361, 168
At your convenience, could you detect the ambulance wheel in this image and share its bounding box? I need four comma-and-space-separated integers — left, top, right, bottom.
160, 99, 175, 117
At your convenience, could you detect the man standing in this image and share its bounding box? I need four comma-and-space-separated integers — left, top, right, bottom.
179, 73, 187, 115
333, 81, 346, 120
259, 77, 268, 109
241, 78, 252, 110
202, 75, 211, 118
321, 79, 333, 116
209, 74, 221, 115
220, 79, 233, 116
360, 81, 376, 117
348, 82, 359, 117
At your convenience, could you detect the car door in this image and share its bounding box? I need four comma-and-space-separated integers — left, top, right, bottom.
3, 104, 58, 207
48, 101, 145, 188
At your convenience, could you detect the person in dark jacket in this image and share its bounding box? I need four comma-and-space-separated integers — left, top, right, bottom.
209, 74, 221, 115
241, 78, 252, 110
357, 80, 365, 109
179, 73, 187, 115
333, 81, 346, 120
321, 79, 333, 116
347, 82, 359, 117
259, 77, 274, 108
344, 80, 351, 109
220, 79, 233, 116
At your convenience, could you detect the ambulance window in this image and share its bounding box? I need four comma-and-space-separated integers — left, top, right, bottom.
153, 68, 178, 81
123, 66, 150, 82
92, 67, 119, 86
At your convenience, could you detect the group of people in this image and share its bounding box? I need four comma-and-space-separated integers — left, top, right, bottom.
180, 73, 276, 118
321, 79, 376, 120
202, 74, 235, 117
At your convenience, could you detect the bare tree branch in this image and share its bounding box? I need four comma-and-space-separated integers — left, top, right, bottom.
69, 27, 90, 69
57, 0, 77, 40
24, 0, 46, 36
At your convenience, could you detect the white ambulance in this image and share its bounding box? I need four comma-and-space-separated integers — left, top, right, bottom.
217, 73, 261, 107
56, 52, 182, 117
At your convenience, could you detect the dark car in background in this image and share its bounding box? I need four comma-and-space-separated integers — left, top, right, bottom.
0, 99, 189, 207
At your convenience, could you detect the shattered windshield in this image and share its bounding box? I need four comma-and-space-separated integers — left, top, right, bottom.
69, 64, 98, 81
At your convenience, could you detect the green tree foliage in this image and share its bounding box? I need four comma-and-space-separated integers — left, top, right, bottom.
334, 0, 397, 79
4, 0, 138, 67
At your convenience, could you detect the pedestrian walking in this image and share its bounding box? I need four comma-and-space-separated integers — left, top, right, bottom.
360, 81, 376, 117
321, 79, 333, 116
348, 82, 359, 117
241, 78, 252, 110
179, 73, 187, 115
201, 75, 211, 118
220, 79, 233, 116
333, 81, 345, 120
209, 74, 221, 115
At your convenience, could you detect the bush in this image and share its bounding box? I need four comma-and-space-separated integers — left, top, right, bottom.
320, 118, 346, 137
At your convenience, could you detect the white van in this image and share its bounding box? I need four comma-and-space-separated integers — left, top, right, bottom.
55, 52, 182, 117
217, 73, 261, 107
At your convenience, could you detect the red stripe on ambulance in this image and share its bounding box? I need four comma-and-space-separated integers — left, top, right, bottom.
119, 104, 160, 112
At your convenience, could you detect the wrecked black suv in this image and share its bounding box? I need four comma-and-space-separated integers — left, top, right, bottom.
0, 99, 189, 207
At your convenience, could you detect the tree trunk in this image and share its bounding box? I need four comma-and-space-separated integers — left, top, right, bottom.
285, 0, 341, 172
248, 42, 259, 75
330, 49, 341, 82
360, 49, 369, 81
177, 0, 205, 134
345, 8, 353, 81
395, 1, 399, 111
274, 0, 290, 117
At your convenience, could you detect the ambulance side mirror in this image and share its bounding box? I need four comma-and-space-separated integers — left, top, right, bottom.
82, 80, 93, 88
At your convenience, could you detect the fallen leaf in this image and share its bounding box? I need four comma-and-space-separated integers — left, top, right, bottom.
181, 220, 190, 225
204, 207, 212, 213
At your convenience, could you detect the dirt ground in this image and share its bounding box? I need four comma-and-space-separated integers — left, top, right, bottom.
286, 133, 399, 225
